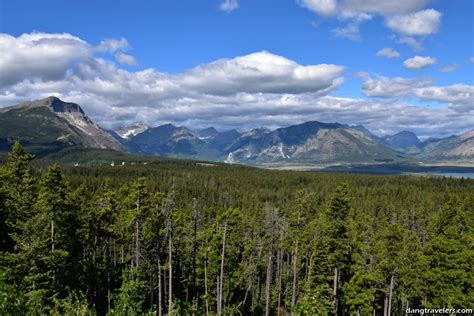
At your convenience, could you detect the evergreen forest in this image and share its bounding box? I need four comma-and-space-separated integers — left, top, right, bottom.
0, 143, 472, 315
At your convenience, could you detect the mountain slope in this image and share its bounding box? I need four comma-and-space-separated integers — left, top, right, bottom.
193, 127, 219, 139
418, 130, 474, 160
113, 122, 148, 139
130, 124, 222, 160
381, 131, 421, 150
0, 96, 123, 154
224, 122, 402, 164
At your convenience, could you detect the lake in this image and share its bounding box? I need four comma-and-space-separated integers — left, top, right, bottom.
318, 164, 474, 177
433, 172, 474, 179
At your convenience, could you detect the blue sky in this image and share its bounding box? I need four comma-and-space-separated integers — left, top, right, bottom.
0, 0, 473, 137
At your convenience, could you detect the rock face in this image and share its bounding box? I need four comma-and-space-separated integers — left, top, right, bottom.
220, 122, 401, 164
381, 131, 421, 150
113, 122, 148, 139
130, 124, 222, 160
0, 96, 123, 153
193, 127, 219, 139
417, 130, 474, 160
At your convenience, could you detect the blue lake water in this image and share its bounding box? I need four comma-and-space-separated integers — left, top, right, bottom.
433, 172, 474, 179
319, 164, 474, 177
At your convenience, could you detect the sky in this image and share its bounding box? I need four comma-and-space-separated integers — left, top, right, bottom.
0, 0, 473, 138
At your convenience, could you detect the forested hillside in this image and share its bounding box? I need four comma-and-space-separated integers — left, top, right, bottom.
0, 143, 472, 315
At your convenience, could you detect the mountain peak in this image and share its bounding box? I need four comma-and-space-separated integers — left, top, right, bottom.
0, 97, 123, 152
193, 127, 218, 139
382, 130, 421, 149
28, 96, 85, 114
113, 122, 148, 139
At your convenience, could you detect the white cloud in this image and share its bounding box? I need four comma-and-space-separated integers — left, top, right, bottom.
300, 0, 430, 17
376, 48, 400, 59
415, 84, 474, 112
1, 32, 472, 138
439, 64, 458, 73
96, 38, 129, 53
360, 74, 473, 116
220, 0, 239, 12
298, 1, 441, 42
115, 52, 138, 66
386, 9, 442, 36
340, 0, 430, 16
397, 36, 424, 51
359, 73, 432, 98
176, 51, 345, 95
331, 12, 371, 41
0, 32, 91, 87
299, 0, 338, 17
469, 57, 474, 64
332, 22, 362, 41
403, 56, 437, 70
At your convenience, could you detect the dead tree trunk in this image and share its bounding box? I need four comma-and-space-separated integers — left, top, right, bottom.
265, 248, 273, 316
217, 222, 227, 316
168, 232, 173, 314
164, 190, 175, 315
158, 259, 162, 316
291, 245, 298, 315
388, 276, 394, 316
135, 185, 141, 268
135, 220, 140, 267
191, 199, 199, 306
51, 219, 55, 283
204, 253, 209, 316
276, 249, 283, 316
333, 267, 339, 314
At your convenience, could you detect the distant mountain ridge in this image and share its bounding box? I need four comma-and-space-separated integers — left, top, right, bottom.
0, 97, 123, 154
416, 130, 474, 160
114, 122, 148, 139
381, 131, 421, 150
1, 97, 472, 164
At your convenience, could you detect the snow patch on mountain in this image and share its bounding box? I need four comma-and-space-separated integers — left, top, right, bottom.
114, 123, 148, 139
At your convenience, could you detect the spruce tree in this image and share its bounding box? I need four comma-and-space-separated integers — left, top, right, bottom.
423, 197, 473, 307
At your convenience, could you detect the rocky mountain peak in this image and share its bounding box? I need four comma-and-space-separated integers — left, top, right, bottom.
29, 96, 86, 114
382, 131, 421, 149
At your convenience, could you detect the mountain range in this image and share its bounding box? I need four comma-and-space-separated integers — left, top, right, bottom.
1, 97, 473, 164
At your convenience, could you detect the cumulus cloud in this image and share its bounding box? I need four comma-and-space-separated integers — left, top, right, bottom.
0, 32, 344, 125
298, 1, 441, 42
1, 32, 472, 138
359, 73, 473, 117
340, 0, 430, 16
403, 56, 437, 69
386, 9, 442, 36
0, 32, 91, 87
220, 0, 239, 12
300, 0, 430, 17
299, 0, 338, 17
376, 48, 400, 59
359, 73, 433, 98
415, 84, 474, 113
175, 51, 345, 95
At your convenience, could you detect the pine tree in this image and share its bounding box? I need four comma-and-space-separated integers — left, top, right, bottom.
323, 183, 351, 314
1, 142, 36, 253
423, 197, 473, 307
